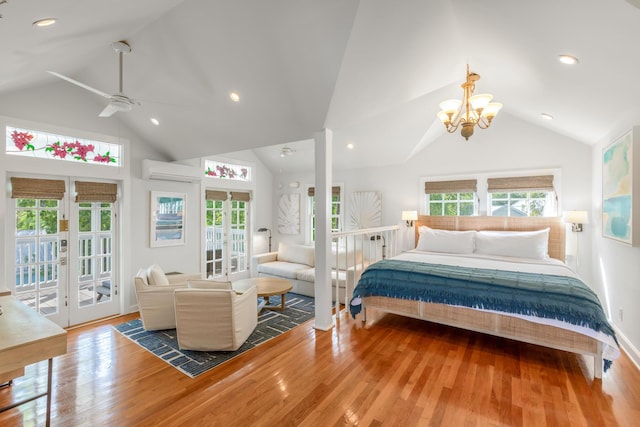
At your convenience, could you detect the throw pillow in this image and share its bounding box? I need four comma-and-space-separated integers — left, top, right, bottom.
147, 264, 170, 286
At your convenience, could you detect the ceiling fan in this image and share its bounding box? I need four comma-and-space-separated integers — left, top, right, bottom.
280, 146, 296, 157
48, 41, 140, 118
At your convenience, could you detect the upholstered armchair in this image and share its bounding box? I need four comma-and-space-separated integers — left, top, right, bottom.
133, 265, 201, 331
174, 280, 258, 351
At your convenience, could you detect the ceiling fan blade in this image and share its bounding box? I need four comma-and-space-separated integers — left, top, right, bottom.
47, 71, 112, 99
98, 103, 119, 118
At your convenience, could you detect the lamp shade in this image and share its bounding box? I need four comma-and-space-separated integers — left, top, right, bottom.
401, 210, 418, 221
562, 211, 589, 224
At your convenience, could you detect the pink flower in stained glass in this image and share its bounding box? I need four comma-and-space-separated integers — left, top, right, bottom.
11, 130, 35, 151
93, 152, 116, 163
70, 140, 95, 161
45, 142, 69, 158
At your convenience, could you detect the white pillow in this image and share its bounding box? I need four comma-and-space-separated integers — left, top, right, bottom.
416, 227, 476, 254
475, 228, 550, 260
277, 242, 315, 267
146, 264, 169, 286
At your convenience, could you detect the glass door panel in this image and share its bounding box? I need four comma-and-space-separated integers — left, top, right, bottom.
205, 199, 224, 278
205, 195, 250, 280
70, 201, 118, 325
229, 200, 248, 279
14, 198, 65, 325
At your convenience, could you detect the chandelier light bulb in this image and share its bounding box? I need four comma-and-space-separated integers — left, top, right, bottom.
439, 99, 461, 114
469, 93, 493, 111
482, 102, 503, 119
437, 64, 501, 140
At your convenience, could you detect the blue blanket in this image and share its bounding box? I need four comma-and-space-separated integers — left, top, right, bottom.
350, 259, 617, 369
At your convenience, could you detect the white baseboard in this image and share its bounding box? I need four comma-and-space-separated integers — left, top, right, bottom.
613, 325, 640, 373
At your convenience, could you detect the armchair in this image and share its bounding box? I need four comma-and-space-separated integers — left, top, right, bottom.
174, 281, 258, 351
133, 265, 201, 331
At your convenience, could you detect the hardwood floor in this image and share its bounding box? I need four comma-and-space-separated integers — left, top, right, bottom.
1, 309, 639, 426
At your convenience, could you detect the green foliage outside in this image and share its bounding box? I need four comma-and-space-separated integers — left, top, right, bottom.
429, 192, 474, 216
16, 200, 112, 235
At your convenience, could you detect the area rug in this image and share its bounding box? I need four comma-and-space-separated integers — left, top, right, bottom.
113, 293, 314, 378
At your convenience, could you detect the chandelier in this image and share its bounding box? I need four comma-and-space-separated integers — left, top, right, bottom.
437, 64, 502, 140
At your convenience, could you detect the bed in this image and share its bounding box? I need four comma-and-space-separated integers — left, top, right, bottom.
349, 215, 619, 378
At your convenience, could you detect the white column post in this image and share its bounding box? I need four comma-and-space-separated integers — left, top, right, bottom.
313, 129, 333, 330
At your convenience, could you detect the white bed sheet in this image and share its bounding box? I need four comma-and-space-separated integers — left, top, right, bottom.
385, 250, 620, 362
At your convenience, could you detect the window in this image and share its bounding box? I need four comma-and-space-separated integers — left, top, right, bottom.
204, 160, 251, 181
424, 179, 477, 216
488, 175, 556, 217
307, 186, 342, 241
427, 192, 475, 216
6, 126, 121, 166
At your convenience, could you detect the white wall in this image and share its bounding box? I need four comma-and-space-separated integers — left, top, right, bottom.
591, 129, 640, 368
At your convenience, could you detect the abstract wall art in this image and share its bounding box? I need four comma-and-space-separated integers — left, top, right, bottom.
602, 128, 640, 245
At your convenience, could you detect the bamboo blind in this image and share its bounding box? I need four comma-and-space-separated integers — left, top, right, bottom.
75, 181, 117, 203
230, 191, 251, 202
307, 186, 341, 197
424, 179, 477, 194
487, 175, 554, 192
205, 190, 228, 201
11, 177, 65, 200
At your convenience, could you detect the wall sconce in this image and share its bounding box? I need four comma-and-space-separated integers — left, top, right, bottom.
257, 227, 272, 252
562, 211, 589, 232
401, 210, 418, 227
370, 235, 387, 259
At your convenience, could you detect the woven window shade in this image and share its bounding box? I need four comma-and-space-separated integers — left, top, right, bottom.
307, 186, 341, 197
75, 181, 117, 203
230, 191, 251, 202
11, 177, 65, 200
487, 175, 554, 193
205, 190, 228, 201
424, 179, 477, 194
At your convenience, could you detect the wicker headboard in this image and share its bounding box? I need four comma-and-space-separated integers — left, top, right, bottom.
415, 215, 566, 262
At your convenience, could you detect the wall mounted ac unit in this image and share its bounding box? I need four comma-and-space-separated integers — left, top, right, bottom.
142, 159, 202, 183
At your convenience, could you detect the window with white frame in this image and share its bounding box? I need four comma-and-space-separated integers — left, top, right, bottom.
487, 175, 557, 217
6, 126, 121, 166
424, 179, 477, 216
307, 186, 342, 242
204, 159, 252, 181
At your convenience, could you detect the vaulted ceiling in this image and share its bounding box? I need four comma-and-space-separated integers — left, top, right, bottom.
2, 0, 640, 173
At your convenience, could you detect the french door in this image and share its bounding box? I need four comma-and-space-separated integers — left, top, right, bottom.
11, 176, 119, 327
205, 190, 250, 281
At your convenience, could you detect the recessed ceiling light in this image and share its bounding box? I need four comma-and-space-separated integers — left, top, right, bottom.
558, 54, 579, 65
229, 91, 240, 102
346, 143, 354, 149
33, 18, 57, 27
541, 113, 554, 120
150, 118, 160, 126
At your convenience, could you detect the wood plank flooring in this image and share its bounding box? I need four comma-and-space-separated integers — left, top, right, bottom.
1, 309, 639, 426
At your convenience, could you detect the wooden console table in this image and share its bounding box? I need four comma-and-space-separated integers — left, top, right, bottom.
0, 295, 67, 427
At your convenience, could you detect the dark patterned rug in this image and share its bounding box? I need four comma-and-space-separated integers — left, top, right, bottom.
113, 293, 314, 378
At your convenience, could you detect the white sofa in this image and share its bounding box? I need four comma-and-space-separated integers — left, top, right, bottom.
251, 242, 366, 302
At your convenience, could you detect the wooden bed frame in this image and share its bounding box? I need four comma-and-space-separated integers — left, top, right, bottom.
361, 215, 605, 378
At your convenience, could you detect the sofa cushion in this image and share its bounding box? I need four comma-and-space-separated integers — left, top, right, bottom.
296, 268, 348, 288
331, 246, 363, 269
277, 242, 314, 267
147, 264, 169, 286
258, 261, 311, 279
